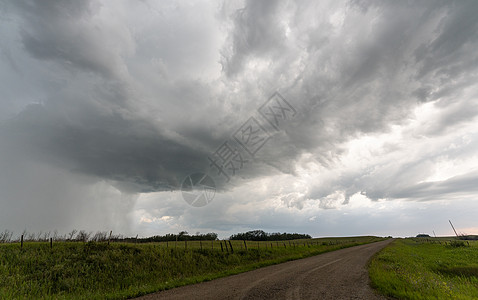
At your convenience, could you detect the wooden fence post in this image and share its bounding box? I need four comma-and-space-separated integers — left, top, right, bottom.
50, 237, 53, 249
21, 234, 23, 249
224, 240, 229, 252
243, 240, 247, 250
220, 241, 224, 252
228, 240, 234, 253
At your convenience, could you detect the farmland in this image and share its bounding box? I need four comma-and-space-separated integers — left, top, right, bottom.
369, 238, 478, 299
0, 236, 384, 299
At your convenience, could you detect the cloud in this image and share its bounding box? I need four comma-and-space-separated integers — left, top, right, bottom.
0, 0, 477, 236
221, 0, 288, 76
13, 0, 134, 80
391, 171, 478, 201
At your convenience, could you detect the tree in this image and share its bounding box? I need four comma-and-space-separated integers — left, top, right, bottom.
416, 234, 430, 238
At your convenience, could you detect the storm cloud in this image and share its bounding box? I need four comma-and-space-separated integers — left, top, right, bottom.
1, 0, 477, 237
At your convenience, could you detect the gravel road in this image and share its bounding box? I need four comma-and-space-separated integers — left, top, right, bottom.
135, 239, 393, 300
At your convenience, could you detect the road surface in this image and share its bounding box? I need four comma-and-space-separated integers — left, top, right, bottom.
135, 239, 393, 300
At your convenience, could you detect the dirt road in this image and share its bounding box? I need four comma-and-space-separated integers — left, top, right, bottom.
135, 239, 393, 300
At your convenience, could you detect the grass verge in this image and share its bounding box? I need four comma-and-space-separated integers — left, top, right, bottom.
0, 236, 383, 299
369, 238, 478, 299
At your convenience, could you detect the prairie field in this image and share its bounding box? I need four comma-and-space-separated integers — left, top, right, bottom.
0, 236, 383, 299
369, 238, 478, 299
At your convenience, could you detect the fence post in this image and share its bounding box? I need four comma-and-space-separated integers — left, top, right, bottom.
21, 234, 23, 249
220, 241, 224, 252
108, 231, 112, 245
228, 240, 234, 253
224, 240, 229, 252
50, 237, 53, 249
243, 240, 247, 250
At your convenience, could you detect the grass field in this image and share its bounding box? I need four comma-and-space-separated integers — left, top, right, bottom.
0, 236, 384, 299
369, 238, 478, 299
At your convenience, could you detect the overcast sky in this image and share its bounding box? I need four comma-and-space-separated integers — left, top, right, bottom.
1, 0, 477, 239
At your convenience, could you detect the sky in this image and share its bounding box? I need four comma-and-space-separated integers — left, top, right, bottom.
1, 0, 478, 239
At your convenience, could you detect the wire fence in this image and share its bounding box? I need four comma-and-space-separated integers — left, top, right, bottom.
0, 229, 381, 252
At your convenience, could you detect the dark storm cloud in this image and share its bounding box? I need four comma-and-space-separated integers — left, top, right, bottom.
222, 0, 286, 76
0, 91, 215, 193
12, 0, 127, 80
1, 0, 230, 194
2, 0, 477, 195
1, 0, 478, 236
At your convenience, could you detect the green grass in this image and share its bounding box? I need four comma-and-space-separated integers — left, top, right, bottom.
369, 238, 478, 299
0, 236, 384, 299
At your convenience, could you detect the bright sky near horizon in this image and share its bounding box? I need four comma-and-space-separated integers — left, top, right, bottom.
1, 0, 477, 239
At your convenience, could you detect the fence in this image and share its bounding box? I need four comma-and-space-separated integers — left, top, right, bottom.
0, 232, 374, 252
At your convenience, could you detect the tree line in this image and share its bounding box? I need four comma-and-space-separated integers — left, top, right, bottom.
1, 229, 312, 243
120, 231, 218, 243
229, 230, 311, 241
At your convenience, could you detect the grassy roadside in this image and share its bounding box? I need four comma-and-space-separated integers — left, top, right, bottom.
369, 238, 478, 299
0, 236, 384, 299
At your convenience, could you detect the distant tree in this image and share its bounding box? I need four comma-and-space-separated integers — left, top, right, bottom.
0, 230, 13, 243
91, 231, 108, 242
76, 230, 92, 242
416, 234, 430, 238
122, 232, 219, 243
68, 229, 78, 240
